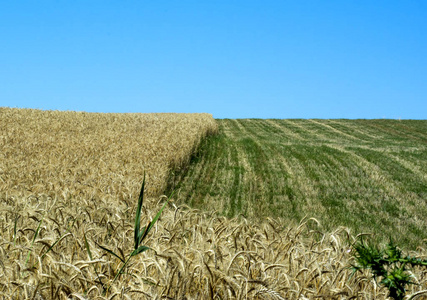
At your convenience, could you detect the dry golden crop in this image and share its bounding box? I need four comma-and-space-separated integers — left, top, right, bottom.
0, 107, 426, 299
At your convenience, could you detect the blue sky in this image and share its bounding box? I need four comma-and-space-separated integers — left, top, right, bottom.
1, 1, 426, 119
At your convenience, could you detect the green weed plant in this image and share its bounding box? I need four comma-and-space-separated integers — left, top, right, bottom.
351, 239, 427, 300
93, 173, 170, 294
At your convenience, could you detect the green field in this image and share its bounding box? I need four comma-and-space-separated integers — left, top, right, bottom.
168, 119, 427, 249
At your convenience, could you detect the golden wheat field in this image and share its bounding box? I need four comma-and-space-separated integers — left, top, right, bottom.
0, 107, 426, 299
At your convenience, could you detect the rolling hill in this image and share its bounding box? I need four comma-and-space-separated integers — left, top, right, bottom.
1, 108, 426, 299
169, 119, 427, 249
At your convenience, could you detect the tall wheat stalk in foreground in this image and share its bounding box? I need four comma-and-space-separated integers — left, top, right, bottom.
93, 173, 170, 295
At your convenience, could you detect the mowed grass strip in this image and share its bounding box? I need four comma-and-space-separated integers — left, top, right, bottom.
171, 119, 427, 249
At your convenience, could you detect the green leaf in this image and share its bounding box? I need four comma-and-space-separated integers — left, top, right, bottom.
25, 215, 45, 267
32, 216, 44, 244
13, 215, 19, 246
131, 245, 150, 257
84, 231, 93, 260
139, 222, 152, 245
145, 196, 170, 237
39, 232, 70, 262
96, 242, 126, 263
137, 224, 149, 246
134, 173, 146, 250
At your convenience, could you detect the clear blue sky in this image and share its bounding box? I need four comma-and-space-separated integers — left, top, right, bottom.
1, 1, 426, 119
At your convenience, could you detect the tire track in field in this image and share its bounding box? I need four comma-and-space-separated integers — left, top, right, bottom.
266, 119, 305, 142
278, 119, 314, 142
232, 136, 258, 218
196, 132, 224, 210
204, 137, 226, 210
274, 147, 323, 221
384, 152, 427, 187
326, 144, 427, 247
326, 119, 380, 141
173, 119, 427, 248
364, 120, 427, 144
233, 120, 275, 217
222, 119, 244, 139
399, 149, 427, 178
236, 119, 270, 141
241, 119, 427, 247
226, 119, 303, 220
307, 119, 361, 142
236, 120, 323, 222
217, 119, 252, 217
225, 119, 425, 236
310, 145, 391, 229
231, 119, 332, 222
280, 119, 344, 144
310, 143, 409, 232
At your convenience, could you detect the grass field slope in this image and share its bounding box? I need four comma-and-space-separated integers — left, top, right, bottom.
169, 119, 427, 249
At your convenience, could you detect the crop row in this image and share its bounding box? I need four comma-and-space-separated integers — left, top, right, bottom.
170, 119, 427, 249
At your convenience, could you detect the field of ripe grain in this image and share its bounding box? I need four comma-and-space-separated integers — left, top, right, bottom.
1, 108, 426, 299
0, 108, 217, 200
170, 119, 427, 250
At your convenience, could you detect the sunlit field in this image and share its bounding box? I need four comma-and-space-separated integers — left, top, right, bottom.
171, 119, 427, 249
0, 108, 426, 299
